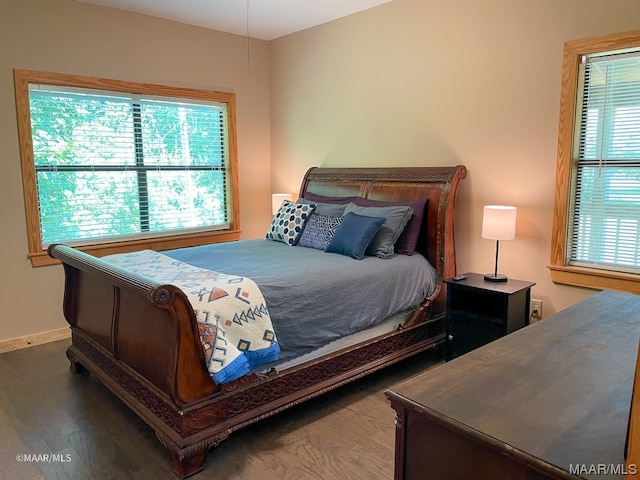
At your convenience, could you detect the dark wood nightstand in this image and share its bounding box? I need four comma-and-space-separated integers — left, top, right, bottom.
444, 272, 535, 361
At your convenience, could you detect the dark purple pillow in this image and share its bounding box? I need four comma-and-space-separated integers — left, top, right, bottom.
354, 197, 428, 255
303, 192, 359, 204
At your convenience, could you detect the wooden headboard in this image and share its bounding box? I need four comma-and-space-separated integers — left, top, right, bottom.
300, 165, 467, 286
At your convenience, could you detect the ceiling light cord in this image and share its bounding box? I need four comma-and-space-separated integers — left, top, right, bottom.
246, 0, 252, 73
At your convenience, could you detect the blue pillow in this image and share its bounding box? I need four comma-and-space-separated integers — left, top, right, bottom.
344, 203, 414, 258
325, 212, 386, 260
354, 197, 427, 255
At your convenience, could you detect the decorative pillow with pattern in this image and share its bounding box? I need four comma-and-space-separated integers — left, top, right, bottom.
297, 214, 344, 250
266, 200, 316, 246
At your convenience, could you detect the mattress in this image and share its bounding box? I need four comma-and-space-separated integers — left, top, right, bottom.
166, 239, 437, 363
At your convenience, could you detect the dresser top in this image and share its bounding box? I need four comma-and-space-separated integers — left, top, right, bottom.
387, 290, 640, 477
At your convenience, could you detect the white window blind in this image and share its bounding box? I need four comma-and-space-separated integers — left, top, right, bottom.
28, 84, 231, 246
571, 51, 640, 272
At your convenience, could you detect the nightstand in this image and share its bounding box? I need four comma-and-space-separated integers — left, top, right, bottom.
444, 272, 535, 361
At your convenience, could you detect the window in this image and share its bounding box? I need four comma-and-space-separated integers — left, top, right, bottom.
14, 70, 240, 266
551, 31, 640, 293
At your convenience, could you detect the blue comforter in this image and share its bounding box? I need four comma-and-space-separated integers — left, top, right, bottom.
166, 239, 437, 363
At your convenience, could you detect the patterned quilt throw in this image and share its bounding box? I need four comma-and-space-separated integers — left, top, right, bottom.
104, 250, 279, 384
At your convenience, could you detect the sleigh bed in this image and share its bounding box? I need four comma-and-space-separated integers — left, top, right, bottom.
48, 165, 467, 478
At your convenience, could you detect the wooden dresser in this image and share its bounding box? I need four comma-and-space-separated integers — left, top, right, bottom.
386, 290, 640, 480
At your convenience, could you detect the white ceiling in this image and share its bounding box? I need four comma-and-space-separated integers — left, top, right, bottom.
77, 0, 394, 41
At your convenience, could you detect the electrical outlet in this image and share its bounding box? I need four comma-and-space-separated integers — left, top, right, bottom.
530, 299, 542, 319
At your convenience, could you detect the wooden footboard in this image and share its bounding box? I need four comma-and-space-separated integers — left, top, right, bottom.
51, 244, 217, 404
48, 165, 466, 478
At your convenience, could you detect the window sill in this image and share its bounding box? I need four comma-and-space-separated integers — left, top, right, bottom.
548, 264, 640, 294
29, 229, 242, 267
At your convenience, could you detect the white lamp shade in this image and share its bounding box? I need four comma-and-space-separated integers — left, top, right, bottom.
272, 193, 293, 215
482, 205, 517, 240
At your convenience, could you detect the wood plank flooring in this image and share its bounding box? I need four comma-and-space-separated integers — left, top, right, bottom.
0, 339, 441, 480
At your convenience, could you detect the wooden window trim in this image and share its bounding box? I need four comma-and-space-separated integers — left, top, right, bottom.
13, 70, 241, 267
550, 29, 640, 294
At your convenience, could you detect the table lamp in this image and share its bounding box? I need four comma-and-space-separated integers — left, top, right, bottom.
482, 205, 517, 282
272, 193, 293, 215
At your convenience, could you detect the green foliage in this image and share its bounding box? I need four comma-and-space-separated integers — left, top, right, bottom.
29, 88, 229, 244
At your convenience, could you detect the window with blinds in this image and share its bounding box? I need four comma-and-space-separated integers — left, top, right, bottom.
30, 85, 231, 245
570, 51, 640, 272
14, 70, 240, 266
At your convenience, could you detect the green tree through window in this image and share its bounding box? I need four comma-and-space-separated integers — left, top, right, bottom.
14, 70, 240, 266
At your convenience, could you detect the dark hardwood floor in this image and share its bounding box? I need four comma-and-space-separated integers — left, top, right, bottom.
0, 339, 441, 480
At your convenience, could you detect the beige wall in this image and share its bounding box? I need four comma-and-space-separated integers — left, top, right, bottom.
0, 0, 271, 343
3, 0, 640, 345
269, 0, 640, 318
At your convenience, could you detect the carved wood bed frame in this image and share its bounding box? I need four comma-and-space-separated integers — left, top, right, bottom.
47, 165, 467, 478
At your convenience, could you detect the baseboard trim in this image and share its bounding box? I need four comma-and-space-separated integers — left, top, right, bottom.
0, 327, 71, 354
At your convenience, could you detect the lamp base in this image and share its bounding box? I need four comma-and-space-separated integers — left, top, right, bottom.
484, 273, 508, 282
